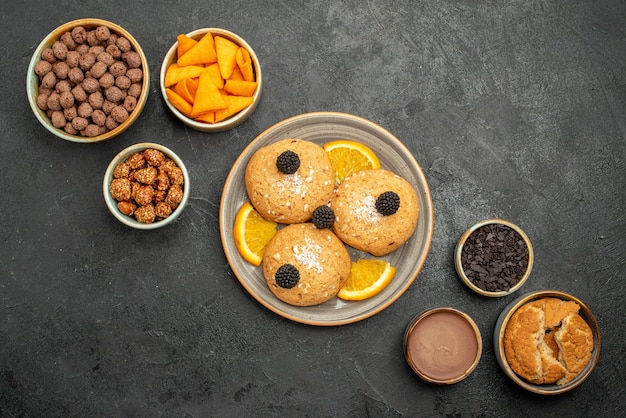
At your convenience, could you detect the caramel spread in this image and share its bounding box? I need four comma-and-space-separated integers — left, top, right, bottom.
407, 311, 479, 381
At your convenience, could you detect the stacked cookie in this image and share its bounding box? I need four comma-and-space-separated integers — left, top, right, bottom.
503, 297, 594, 385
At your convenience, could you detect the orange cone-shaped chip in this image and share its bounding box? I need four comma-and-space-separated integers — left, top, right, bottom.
236, 47, 255, 82
229, 67, 244, 81
172, 77, 198, 104
204, 63, 224, 89
178, 32, 217, 66
165, 88, 193, 118
215, 36, 239, 80
214, 95, 253, 122
195, 111, 216, 124
164, 63, 205, 87
190, 69, 227, 118
176, 34, 198, 59
223, 80, 257, 97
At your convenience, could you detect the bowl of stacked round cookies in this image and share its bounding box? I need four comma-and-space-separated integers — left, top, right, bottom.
27, 18, 149, 143
494, 290, 601, 394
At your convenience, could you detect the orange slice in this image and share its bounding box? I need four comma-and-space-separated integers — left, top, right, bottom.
233, 202, 278, 266
337, 259, 396, 301
323, 140, 381, 182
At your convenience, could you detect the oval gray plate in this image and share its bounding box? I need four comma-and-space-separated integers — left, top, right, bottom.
219, 112, 434, 325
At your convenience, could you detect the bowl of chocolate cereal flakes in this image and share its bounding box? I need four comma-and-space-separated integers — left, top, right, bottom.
455, 219, 534, 297
494, 290, 601, 394
27, 18, 149, 143
103, 143, 189, 229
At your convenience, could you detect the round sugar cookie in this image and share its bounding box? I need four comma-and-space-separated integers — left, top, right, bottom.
245, 138, 335, 224
262, 223, 351, 307
331, 169, 419, 256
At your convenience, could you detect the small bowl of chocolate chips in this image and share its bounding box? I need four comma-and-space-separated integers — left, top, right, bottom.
454, 219, 533, 297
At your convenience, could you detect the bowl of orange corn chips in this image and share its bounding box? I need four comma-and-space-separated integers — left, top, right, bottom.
160, 28, 262, 132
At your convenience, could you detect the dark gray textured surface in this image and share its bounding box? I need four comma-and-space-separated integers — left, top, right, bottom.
2, 0, 625, 416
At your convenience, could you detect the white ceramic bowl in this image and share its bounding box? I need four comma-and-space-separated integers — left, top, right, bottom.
27, 18, 149, 143
160, 28, 262, 132
103, 143, 189, 229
